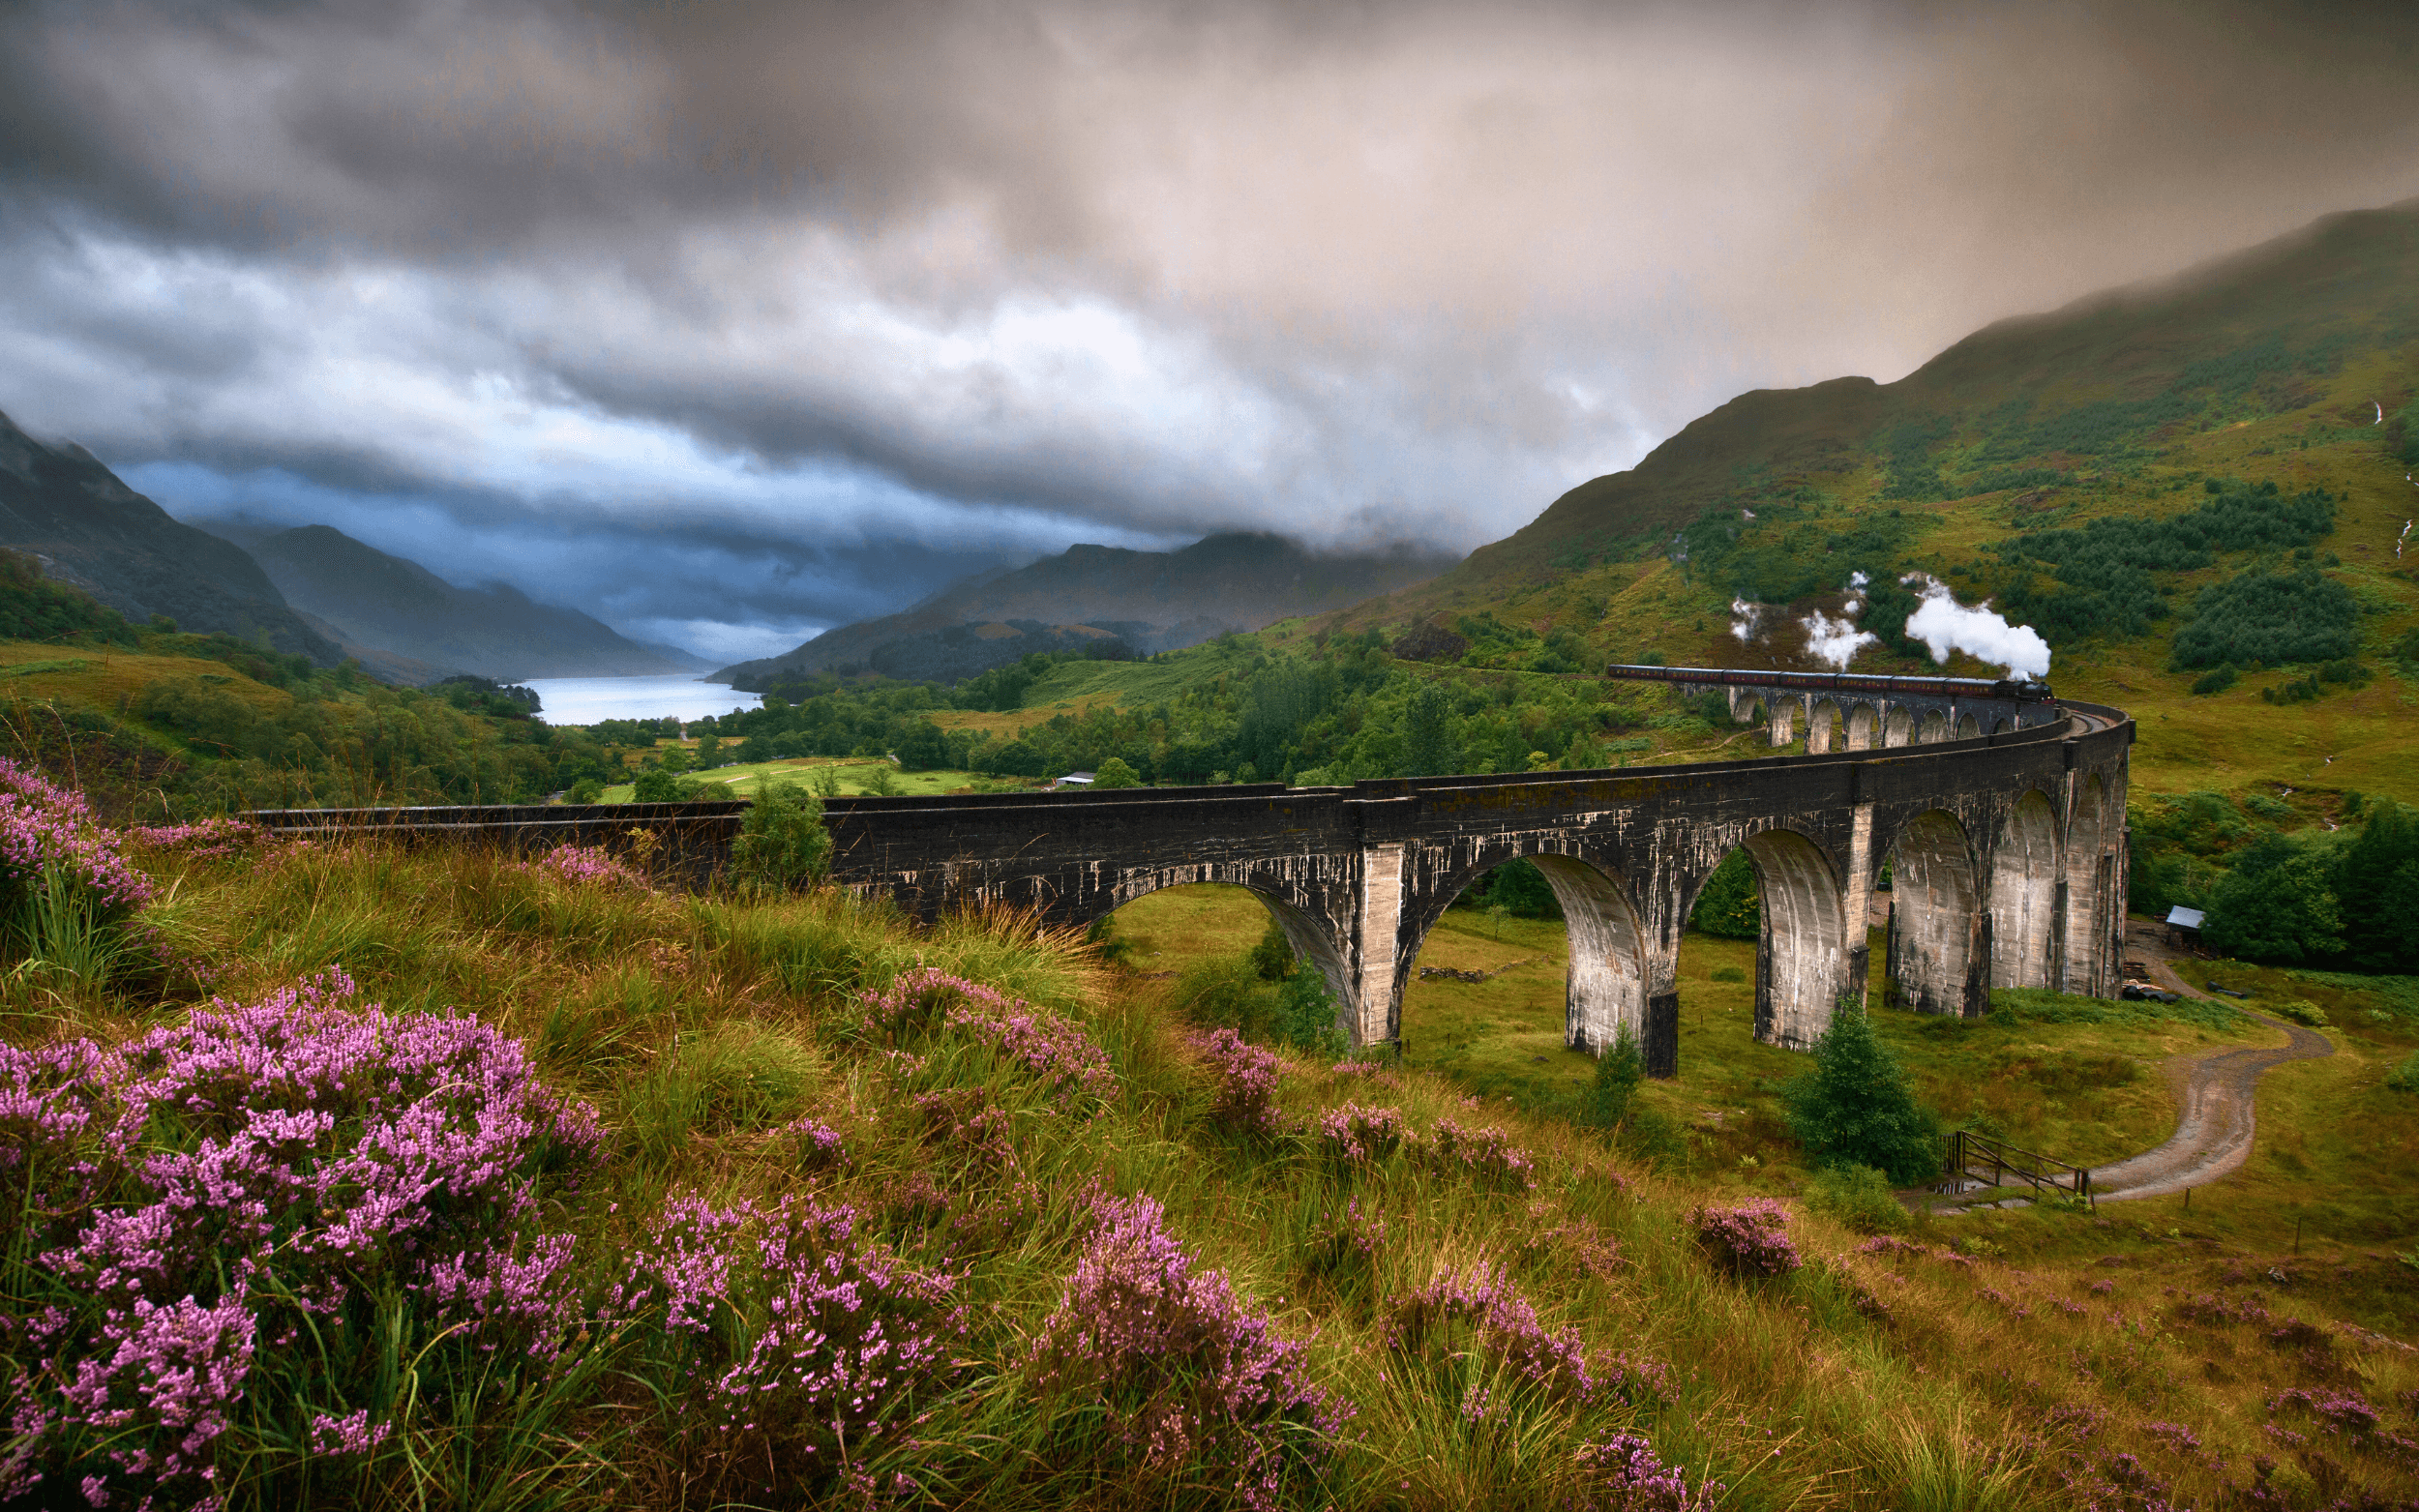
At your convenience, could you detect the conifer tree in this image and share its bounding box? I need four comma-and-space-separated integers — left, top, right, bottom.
1782, 998, 1942, 1186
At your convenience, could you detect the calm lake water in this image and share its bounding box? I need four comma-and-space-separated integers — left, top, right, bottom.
523, 674, 762, 727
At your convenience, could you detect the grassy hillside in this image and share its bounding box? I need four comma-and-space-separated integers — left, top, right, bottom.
1287, 203, 2419, 808
6, 818, 2416, 1508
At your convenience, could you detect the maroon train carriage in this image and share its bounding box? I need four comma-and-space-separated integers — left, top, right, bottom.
1601, 663, 2053, 703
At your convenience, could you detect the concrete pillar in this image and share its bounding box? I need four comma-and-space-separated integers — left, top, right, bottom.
1768, 697, 1797, 749
1351, 841, 1406, 1047
1533, 855, 1649, 1058
1840, 800, 1874, 1011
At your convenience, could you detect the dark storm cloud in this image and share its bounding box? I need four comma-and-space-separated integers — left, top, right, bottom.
1, 0, 2414, 653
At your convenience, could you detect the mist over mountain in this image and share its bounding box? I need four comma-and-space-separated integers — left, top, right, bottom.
717, 532, 1458, 689
199, 521, 706, 683
0, 411, 337, 663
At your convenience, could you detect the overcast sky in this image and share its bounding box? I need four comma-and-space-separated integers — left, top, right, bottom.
3, 0, 2414, 660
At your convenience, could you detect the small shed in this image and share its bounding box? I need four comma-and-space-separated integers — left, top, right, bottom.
1052, 771, 1096, 790
2164, 904, 2205, 949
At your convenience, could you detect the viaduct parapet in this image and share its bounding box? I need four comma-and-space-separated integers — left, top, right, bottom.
253, 701, 2132, 1080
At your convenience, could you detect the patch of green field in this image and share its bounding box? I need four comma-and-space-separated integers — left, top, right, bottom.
598, 757, 1002, 802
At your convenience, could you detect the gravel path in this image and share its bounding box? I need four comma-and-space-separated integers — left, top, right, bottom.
2081, 940, 2333, 1202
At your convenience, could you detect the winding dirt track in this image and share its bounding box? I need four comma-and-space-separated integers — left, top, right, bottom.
2083, 943, 2334, 1202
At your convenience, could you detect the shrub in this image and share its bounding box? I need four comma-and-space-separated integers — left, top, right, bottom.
2387, 1052, 2419, 1093
565, 776, 605, 803
0, 970, 602, 1505
611, 1193, 963, 1501
1387, 1264, 1669, 1411
1427, 1117, 1538, 1192
2189, 666, 2238, 696
1319, 1103, 1408, 1164
1031, 1191, 1346, 1505
730, 779, 830, 889
1193, 1027, 1285, 1135
129, 815, 272, 859
1274, 965, 1346, 1057
1580, 1023, 1644, 1130
529, 842, 645, 889
1782, 1000, 1943, 1185
631, 766, 702, 803
2271, 999, 2330, 1027
1689, 1200, 1802, 1278
1248, 916, 1295, 980
861, 966, 1115, 1110
1804, 1164, 1913, 1235
1090, 756, 1142, 789
1569, 1434, 1726, 1512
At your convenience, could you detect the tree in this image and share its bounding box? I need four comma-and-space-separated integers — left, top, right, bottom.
2200, 831, 2344, 963
1248, 916, 1295, 980
1580, 1023, 1644, 1129
1091, 756, 1142, 789
1689, 851, 1760, 938
1782, 999, 1942, 1186
631, 767, 700, 803
2337, 800, 2419, 972
1404, 681, 1457, 778
730, 779, 831, 889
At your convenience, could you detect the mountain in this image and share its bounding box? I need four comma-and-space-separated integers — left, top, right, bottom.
717, 531, 1458, 688
1364, 198, 2419, 631
202, 521, 701, 682
0, 411, 338, 662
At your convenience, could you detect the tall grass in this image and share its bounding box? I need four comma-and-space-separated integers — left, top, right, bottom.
3, 834, 2413, 1509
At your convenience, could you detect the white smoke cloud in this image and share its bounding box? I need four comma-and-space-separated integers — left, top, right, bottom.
1729, 598, 1762, 644
1801, 608, 1880, 668
1900, 574, 2051, 677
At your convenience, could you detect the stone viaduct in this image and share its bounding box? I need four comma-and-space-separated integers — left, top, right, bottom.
253, 698, 2132, 1080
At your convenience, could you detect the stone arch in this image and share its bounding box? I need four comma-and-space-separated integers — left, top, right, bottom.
1767, 697, 1798, 748
1918, 709, 1951, 744
1956, 713, 1982, 740
1684, 828, 1850, 1053
1887, 810, 1982, 1016
1393, 847, 1649, 1065
1730, 689, 1767, 727
1989, 788, 2060, 990
1104, 869, 1356, 1026
2063, 774, 2109, 992
1807, 699, 1842, 754
1845, 702, 1879, 751
1882, 704, 1917, 748
1991, 718, 2013, 735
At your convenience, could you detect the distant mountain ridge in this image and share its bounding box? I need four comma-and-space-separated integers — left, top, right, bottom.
0, 410, 338, 662
198, 521, 703, 682
717, 531, 1458, 688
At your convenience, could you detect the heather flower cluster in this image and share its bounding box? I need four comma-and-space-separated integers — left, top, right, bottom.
0, 757, 152, 913
1191, 1027, 1284, 1135
1567, 1433, 1726, 1511
1033, 1191, 1349, 1510
1388, 1264, 1670, 1414
609, 1193, 964, 1495
1318, 1102, 1407, 1164
1691, 1200, 1802, 1279
865, 967, 1115, 1109
127, 815, 273, 862
1427, 1117, 1538, 1191
1303, 1197, 1389, 1278
0, 970, 602, 1507
526, 842, 645, 889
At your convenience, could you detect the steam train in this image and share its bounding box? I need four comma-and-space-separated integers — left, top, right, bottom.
1601, 663, 2055, 702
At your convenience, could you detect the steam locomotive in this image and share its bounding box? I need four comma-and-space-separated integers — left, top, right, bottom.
1601, 663, 2055, 702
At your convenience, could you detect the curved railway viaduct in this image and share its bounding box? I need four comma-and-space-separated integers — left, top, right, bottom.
256, 697, 2133, 1078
